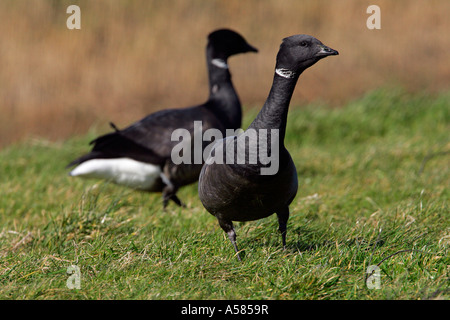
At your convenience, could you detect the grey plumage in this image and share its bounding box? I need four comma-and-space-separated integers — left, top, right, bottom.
198, 34, 338, 260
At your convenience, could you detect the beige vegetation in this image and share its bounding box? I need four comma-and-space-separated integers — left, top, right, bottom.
1, 0, 449, 148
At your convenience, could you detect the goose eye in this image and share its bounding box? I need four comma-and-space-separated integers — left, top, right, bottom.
300, 41, 308, 47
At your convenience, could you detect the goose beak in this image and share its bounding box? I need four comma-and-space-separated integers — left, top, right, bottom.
316, 44, 339, 57
245, 43, 259, 53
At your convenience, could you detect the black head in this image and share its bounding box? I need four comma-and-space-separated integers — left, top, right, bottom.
207, 29, 258, 60
276, 34, 338, 75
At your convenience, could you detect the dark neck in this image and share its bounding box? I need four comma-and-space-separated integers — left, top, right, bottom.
248, 70, 301, 143
204, 50, 242, 129
207, 54, 231, 89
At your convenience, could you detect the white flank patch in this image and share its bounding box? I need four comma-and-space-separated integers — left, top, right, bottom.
69, 158, 162, 190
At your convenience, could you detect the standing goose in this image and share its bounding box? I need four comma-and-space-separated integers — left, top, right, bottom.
198, 34, 338, 260
68, 29, 257, 208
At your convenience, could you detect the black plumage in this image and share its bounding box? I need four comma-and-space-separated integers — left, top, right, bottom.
198, 34, 338, 260
68, 29, 257, 208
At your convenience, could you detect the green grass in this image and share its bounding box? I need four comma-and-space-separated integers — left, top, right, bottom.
0, 88, 449, 299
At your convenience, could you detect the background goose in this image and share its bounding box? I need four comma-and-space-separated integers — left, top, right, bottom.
68, 29, 257, 208
198, 34, 338, 260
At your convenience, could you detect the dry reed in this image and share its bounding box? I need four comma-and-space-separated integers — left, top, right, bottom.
1, 0, 449, 147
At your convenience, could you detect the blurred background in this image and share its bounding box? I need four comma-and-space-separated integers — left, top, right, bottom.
0, 0, 449, 148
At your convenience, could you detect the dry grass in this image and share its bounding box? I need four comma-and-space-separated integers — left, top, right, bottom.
1, 0, 449, 147
1, 90, 448, 299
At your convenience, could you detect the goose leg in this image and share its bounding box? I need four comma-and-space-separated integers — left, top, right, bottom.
162, 186, 185, 209
169, 194, 185, 208
160, 172, 185, 209
218, 218, 241, 261
276, 207, 290, 249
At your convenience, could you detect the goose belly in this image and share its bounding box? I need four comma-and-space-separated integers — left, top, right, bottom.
69, 158, 162, 191
199, 159, 298, 222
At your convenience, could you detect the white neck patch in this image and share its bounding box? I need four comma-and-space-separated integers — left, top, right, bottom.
211, 59, 229, 69
275, 68, 296, 79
